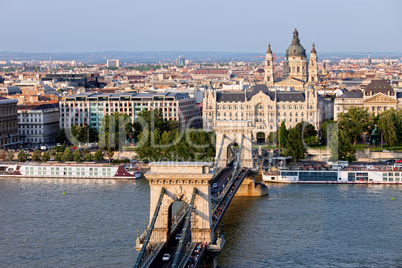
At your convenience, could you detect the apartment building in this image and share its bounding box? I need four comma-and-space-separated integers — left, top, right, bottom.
59, 91, 201, 130
18, 103, 60, 144
0, 97, 20, 148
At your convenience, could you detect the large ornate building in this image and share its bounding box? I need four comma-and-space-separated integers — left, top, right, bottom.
203, 29, 329, 141
265, 28, 318, 89
334, 80, 402, 120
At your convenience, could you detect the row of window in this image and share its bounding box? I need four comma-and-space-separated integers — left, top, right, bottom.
25, 166, 112, 172
24, 171, 112, 176
213, 104, 313, 110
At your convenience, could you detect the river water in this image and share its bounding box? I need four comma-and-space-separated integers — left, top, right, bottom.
0, 177, 400, 268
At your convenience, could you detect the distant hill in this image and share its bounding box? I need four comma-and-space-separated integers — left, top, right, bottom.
0, 51, 400, 64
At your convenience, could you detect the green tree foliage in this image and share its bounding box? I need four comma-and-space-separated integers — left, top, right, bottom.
54, 152, 63, 162
338, 107, 373, 145
84, 153, 94, 162
285, 127, 307, 160
6, 150, 15, 161
268, 131, 278, 145
82, 148, 90, 156
69, 124, 98, 143
73, 149, 83, 162
338, 130, 357, 162
55, 145, 66, 153
295, 122, 318, 146
94, 149, 104, 162
42, 151, 50, 162
329, 128, 356, 163
62, 148, 73, 162
378, 108, 402, 148
18, 151, 27, 162
55, 128, 69, 144
320, 119, 335, 144
32, 150, 42, 162
279, 121, 288, 148
100, 113, 131, 150
106, 148, 114, 163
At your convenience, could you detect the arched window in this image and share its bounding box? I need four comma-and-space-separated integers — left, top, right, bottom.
297, 67, 300, 73
267, 61, 270, 66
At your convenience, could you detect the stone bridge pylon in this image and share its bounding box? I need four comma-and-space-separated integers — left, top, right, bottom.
213, 120, 254, 168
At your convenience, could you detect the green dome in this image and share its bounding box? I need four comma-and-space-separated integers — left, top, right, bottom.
285, 28, 307, 58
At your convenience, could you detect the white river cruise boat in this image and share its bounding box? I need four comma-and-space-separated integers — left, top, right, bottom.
263, 164, 402, 184
0, 162, 141, 179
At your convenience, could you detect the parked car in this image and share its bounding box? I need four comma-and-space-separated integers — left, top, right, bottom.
162, 253, 171, 261
175, 234, 181, 240
212, 183, 218, 188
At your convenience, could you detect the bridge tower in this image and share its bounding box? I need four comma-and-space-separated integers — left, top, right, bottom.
213, 120, 254, 168
144, 162, 214, 245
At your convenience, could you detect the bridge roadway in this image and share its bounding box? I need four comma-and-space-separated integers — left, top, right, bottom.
144, 164, 250, 268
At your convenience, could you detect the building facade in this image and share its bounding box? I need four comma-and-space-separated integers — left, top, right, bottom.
0, 97, 20, 149
203, 84, 329, 140
334, 80, 402, 120
18, 103, 60, 144
59, 91, 202, 130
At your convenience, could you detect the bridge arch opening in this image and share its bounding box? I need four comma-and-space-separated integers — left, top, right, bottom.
227, 142, 239, 165
167, 200, 187, 238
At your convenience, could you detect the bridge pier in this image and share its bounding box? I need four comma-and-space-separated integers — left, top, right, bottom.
235, 174, 268, 197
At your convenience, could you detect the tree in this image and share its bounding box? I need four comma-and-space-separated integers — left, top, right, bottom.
54, 152, 63, 162
106, 148, 114, 163
82, 148, 90, 156
62, 148, 73, 162
6, 150, 15, 161
378, 109, 401, 148
55, 128, 69, 144
285, 127, 307, 160
18, 151, 27, 162
320, 119, 335, 145
100, 112, 130, 150
73, 149, 83, 162
279, 121, 288, 148
268, 131, 278, 145
329, 128, 356, 162
32, 150, 42, 162
71, 124, 82, 141
338, 107, 373, 145
42, 151, 50, 162
84, 153, 94, 162
94, 149, 104, 162
0, 150, 7, 160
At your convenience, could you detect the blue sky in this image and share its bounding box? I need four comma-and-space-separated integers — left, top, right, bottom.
0, 0, 401, 53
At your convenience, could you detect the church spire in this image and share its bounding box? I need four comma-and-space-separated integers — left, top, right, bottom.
292, 27, 300, 44
311, 41, 316, 54
267, 41, 272, 54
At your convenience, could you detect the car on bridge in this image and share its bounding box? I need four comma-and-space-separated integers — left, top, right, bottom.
162, 253, 171, 261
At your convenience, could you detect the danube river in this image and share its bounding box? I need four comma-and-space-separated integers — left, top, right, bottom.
0, 177, 400, 267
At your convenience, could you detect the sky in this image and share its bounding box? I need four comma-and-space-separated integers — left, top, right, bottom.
0, 0, 401, 53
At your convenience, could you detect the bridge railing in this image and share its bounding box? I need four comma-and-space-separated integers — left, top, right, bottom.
134, 188, 165, 268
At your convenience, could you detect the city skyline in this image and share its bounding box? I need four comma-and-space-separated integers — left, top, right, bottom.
0, 0, 401, 53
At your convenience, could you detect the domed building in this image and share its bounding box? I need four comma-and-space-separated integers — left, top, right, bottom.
265, 28, 318, 89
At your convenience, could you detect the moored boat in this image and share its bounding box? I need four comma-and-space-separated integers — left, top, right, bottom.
263, 164, 402, 184
0, 162, 139, 179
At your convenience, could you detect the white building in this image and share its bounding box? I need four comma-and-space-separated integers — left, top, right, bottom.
107, 59, 120, 68
18, 103, 60, 144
